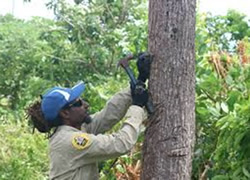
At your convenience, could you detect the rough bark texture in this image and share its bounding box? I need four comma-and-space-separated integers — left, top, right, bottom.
141, 0, 196, 180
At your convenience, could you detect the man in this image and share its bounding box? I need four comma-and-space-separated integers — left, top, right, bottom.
27, 54, 151, 180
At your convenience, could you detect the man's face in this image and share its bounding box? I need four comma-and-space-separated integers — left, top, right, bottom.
67, 99, 92, 126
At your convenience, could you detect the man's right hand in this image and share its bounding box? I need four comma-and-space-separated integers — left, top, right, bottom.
131, 80, 148, 107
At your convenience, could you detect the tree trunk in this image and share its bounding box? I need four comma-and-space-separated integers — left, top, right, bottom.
141, 0, 196, 180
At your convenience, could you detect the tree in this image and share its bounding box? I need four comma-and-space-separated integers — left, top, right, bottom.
141, 1, 196, 179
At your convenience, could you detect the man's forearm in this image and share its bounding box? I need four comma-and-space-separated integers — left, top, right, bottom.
83, 87, 132, 134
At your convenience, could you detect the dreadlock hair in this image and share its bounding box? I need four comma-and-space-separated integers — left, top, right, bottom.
26, 100, 63, 137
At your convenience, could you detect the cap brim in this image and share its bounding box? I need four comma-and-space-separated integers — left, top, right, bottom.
69, 81, 85, 102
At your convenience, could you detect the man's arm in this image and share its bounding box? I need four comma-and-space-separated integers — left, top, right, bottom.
71, 105, 144, 166
82, 87, 132, 134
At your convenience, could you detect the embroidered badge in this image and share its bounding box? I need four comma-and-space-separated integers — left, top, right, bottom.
72, 133, 91, 150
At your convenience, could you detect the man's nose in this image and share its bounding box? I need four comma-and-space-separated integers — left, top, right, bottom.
82, 100, 89, 109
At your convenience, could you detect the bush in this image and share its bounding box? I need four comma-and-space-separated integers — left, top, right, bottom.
0, 124, 49, 180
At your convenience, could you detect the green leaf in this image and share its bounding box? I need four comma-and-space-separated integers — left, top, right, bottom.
227, 90, 241, 111
115, 164, 125, 173
208, 106, 221, 117
211, 175, 229, 180
221, 102, 229, 113
233, 166, 242, 177
225, 75, 234, 85
242, 167, 250, 178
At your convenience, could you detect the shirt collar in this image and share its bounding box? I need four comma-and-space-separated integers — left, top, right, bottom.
57, 125, 80, 132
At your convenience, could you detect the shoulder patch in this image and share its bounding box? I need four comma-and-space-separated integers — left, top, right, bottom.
72, 133, 91, 150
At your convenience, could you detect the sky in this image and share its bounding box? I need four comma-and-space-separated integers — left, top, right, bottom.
0, 0, 249, 20
0, 0, 54, 19
198, 0, 250, 17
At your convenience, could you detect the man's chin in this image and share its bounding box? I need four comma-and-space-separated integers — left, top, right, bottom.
83, 115, 92, 124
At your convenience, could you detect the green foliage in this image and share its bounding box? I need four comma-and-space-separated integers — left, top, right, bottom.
193, 38, 250, 179
46, 0, 148, 76
83, 75, 129, 113
0, 124, 48, 180
0, 0, 148, 110
203, 10, 250, 51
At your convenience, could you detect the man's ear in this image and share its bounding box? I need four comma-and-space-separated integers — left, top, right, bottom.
59, 109, 70, 119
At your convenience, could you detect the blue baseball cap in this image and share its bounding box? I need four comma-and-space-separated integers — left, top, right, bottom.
41, 81, 85, 121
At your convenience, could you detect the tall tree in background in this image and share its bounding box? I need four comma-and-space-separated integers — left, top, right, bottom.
141, 0, 196, 179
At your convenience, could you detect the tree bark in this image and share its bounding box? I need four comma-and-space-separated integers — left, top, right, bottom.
141, 0, 196, 180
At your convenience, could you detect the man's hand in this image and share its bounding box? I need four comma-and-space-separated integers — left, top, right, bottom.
131, 80, 148, 107
137, 52, 152, 82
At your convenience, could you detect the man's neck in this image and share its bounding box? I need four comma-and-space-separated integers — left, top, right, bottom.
63, 122, 81, 130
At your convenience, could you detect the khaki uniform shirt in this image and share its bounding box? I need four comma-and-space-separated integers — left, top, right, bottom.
49, 88, 145, 180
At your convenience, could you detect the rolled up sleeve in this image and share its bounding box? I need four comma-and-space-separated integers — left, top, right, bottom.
83, 87, 132, 134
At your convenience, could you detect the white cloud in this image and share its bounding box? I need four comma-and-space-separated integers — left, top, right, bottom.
199, 0, 250, 17
0, 0, 54, 20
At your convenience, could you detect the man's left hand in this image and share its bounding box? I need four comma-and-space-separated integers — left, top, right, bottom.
137, 52, 152, 82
